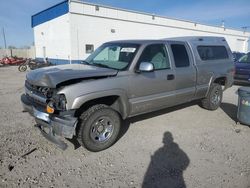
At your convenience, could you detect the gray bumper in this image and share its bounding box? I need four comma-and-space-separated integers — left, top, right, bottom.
21, 94, 78, 150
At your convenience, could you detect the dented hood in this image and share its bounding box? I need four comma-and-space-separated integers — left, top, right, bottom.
26, 64, 118, 88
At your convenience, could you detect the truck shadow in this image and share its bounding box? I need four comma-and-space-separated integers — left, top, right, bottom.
119, 101, 198, 139
220, 102, 238, 123
142, 131, 190, 188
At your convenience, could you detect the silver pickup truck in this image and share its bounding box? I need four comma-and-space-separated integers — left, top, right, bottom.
21, 36, 235, 151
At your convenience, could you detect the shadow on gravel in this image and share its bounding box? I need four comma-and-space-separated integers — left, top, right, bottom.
142, 132, 190, 188
67, 137, 81, 150
118, 101, 198, 143
220, 102, 238, 123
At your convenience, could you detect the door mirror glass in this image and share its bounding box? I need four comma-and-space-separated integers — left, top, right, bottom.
139, 62, 154, 72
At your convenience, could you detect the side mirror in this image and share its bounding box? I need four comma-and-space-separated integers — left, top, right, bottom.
139, 62, 154, 72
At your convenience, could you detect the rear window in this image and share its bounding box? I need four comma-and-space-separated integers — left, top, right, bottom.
197, 46, 229, 61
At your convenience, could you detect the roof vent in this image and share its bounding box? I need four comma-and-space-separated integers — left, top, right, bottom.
152, 14, 155, 20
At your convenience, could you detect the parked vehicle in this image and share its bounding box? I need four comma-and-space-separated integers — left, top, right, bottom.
232, 52, 245, 62
0, 56, 26, 66
234, 52, 250, 84
18, 58, 54, 72
21, 36, 234, 151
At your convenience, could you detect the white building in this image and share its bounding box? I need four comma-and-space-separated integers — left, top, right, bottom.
32, 0, 250, 64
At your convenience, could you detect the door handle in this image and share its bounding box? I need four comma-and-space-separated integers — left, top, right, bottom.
167, 74, 175, 80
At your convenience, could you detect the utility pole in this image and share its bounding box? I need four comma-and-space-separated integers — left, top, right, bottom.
2, 27, 7, 49
242, 26, 250, 32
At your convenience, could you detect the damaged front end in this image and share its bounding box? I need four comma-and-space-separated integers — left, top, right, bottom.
21, 81, 78, 150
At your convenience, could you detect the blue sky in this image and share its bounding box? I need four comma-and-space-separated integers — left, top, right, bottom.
0, 0, 249, 48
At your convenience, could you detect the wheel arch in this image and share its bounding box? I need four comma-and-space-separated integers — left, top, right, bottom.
73, 90, 130, 119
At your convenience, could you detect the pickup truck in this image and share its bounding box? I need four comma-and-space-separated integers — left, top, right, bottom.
234, 52, 250, 84
21, 36, 235, 152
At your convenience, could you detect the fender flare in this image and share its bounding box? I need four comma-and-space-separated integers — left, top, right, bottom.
71, 89, 130, 119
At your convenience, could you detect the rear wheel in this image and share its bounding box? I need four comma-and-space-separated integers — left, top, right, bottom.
201, 83, 223, 110
77, 104, 121, 152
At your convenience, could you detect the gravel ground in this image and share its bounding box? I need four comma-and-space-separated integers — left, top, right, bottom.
0, 66, 250, 188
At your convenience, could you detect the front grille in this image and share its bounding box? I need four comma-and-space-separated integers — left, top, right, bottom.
25, 80, 53, 98
25, 80, 52, 106
25, 81, 44, 96
26, 93, 46, 108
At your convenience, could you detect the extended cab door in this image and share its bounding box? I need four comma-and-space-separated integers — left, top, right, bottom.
128, 43, 176, 116
168, 41, 196, 104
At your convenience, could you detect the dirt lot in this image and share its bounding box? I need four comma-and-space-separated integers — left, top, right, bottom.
0, 66, 250, 188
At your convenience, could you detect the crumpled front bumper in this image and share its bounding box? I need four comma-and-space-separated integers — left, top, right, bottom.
21, 94, 78, 150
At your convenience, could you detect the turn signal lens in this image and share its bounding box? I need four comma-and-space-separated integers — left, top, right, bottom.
46, 105, 55, 114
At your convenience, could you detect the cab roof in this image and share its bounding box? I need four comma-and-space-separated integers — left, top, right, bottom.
105, 36, 227, 45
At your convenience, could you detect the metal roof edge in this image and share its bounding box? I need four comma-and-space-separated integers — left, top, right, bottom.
70, 0, 250, 36
31, 0, 69, 18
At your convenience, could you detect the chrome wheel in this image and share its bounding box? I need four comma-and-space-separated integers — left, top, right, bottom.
211, 89, 221, 105
90, 116, 114, 143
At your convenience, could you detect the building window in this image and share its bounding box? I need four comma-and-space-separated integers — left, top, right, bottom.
86, 44, 94, 54
95, 5, 99, 11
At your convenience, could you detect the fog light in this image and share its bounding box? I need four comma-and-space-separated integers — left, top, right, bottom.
46, 102, 55, 114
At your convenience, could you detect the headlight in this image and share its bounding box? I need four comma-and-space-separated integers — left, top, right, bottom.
57, 94, 67, 111
46, 101, 55, 114
47, 94, 67, 113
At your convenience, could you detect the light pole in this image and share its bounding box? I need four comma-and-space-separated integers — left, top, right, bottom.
2, 27, 7, 49
242, 26, 250, 33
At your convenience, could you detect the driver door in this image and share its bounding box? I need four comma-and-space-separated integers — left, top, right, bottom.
129, 43, 176, 116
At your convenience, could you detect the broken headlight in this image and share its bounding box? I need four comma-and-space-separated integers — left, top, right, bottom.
47, 94, 67, 113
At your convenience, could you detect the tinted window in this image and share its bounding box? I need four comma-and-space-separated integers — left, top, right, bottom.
171, 44, 190, 67
138, 44, 170, 70
197, 46, 229, 60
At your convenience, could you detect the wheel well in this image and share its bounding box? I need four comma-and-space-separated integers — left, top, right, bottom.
75, 95, 123, 118
214, 77, 226, 85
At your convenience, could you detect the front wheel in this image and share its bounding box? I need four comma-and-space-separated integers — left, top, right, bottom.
201, 83, 223, 111
18, 64, 27, 72
77, 104, 121, 152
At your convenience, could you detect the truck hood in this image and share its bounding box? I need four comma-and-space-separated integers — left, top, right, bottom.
26, 64, 118, 88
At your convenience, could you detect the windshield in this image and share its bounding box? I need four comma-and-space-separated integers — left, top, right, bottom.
85, 43, 140, 70
238, 53, 250, 64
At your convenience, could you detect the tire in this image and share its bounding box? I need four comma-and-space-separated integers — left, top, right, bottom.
77, 104, 121, 152
18, 65, 27, 72
201, 83, 223, 111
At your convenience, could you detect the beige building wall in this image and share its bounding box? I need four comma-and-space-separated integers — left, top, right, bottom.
0, 47, 35, 59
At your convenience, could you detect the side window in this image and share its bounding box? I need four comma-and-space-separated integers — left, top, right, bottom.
171, 44, 190, 68
197, 46, 229, 60
138, 44, 170, 70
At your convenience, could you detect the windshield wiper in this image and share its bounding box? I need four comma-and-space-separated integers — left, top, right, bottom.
92, 63, 114, 69
81, 60, 91, 65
